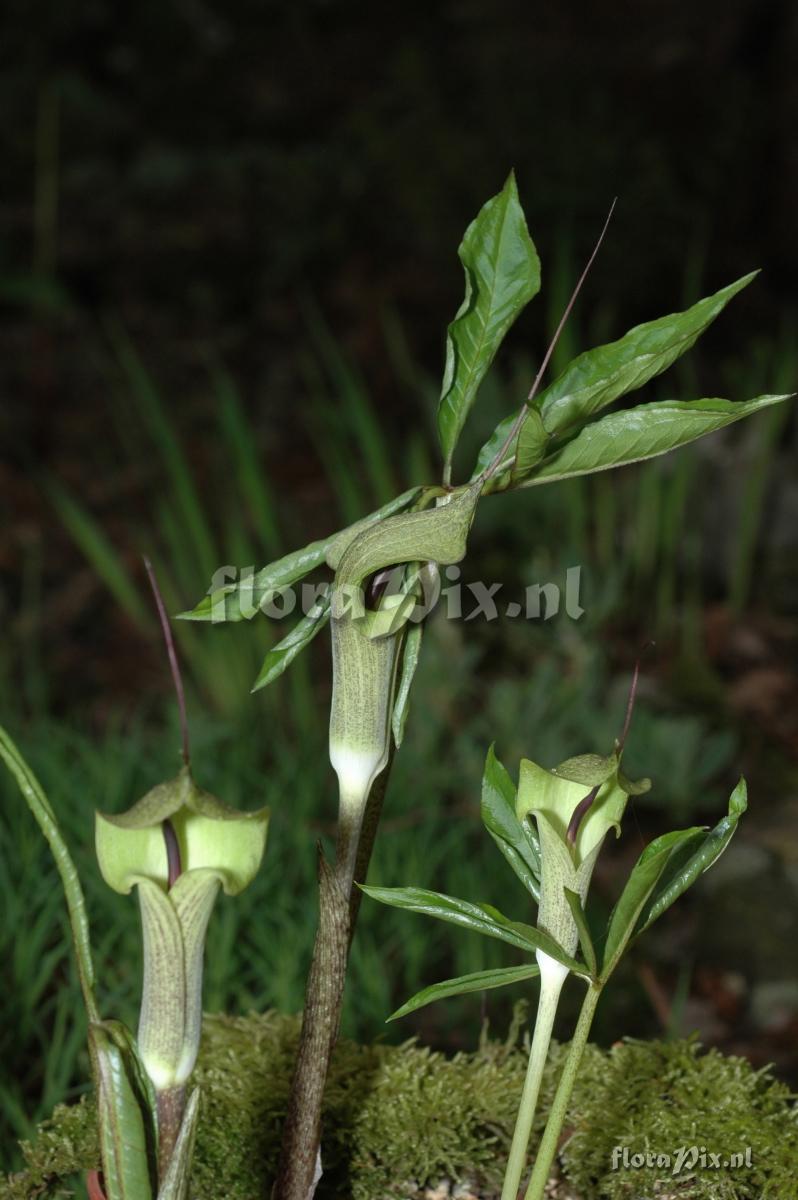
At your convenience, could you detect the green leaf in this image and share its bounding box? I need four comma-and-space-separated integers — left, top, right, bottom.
250, 588, 331, 693
480, 744, 540, 900
437, 172, 540, 479
522, 395, 791, 487
392, 622, 423, 747
538, 272, 760, 436
512, 408, 550, 480
0, 725, 98, 1022
635, 779, 747, 935
359, 885, 581, 970
156, 1087, 200, 1200
601, 826, 704, 978
472, 273, 761, 477
178, 537, 329, 624
89, 1024, 155, 1200
389, 963, 540, 1021
180, 487, 424, 623
563, 888, 597, 978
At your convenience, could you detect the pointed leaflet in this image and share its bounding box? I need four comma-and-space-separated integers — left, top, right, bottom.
0, 725, 98, 1022
601, 827, 705, 979
471, 272, 759, 477
251, 588, 331, 692
89, 1024, 155, 1200
389, 963, 541, 1021
392, 622, 423, 747
635, 779, 747, 935
179, 487, 423, 623
521, 395, 791, 487
437, 173, 540, 479
480, 744, 540, 900
359, 885, 582, 972
563, 888, 598, 978
539, 272, 759, 435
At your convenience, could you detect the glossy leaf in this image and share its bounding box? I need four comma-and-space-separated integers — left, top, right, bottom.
636, 779, 747, 935
0, 725, 98, 1022
480, 744, 540, 900
389, 963, 540, 1021
512, 408, 549, 480
156, 1088, 200, 1200
360, 884, 581, 971
523, 395, 790, 486
538, 272, 759, 435
392, 622, 423, 747
90, 1023, 155, 1200
601, 826, 704, 978
437, 173, 540, 479
471, 272, 759, 477
563, 888, 597, 978
251, 587, 331, 693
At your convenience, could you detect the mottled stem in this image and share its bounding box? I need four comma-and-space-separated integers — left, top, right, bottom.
273, 756, 393, 1200
157, 1084, 186, 1183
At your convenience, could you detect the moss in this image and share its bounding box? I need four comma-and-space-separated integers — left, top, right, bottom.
4, 1011, 796, 1200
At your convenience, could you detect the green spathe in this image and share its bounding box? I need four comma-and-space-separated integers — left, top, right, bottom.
95, 765, 268, 897
516, 752, 648, 956
95, 768, 268, 1089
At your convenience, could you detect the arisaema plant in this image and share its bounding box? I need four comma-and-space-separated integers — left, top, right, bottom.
180, 172, 790, 1200
0, 563, 267, 1199
362, 670, 748, 1200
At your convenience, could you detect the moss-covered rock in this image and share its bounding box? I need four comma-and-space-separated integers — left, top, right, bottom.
4, 1009, 796, 1200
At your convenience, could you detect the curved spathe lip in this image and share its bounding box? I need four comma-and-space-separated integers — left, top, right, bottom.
516, 751, 649, 866
95, 765, 269, 897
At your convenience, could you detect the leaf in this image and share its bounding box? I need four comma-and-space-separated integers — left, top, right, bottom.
180, 487, 423, 623
563, 888, 597, 978
472, 273, 761, 477
437, 172, 540, 479
601, 826, 705, 978
480, 744, 540, 900
250, 588, 331, 693
522, 395, 791, 487
0, 725, 98, 1022
512, 409, 550, 480
538, 272, 759, 435
359, 885, 581, 971
389, 963, 540, 1021
392, 622, 423, 747
178, 537, 329, 624
156, 1088, 200, 1200
635, 779, 747, 934
89, 1024, 155, 1200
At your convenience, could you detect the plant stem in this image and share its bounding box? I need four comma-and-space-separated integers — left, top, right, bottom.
523, 981, 601, 1200
500, 961, 566, 1200
273, 756, 393, 1200
157, 1084, 186, 1182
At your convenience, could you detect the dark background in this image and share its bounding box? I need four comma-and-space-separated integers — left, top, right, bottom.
1, 0, 797, 1167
